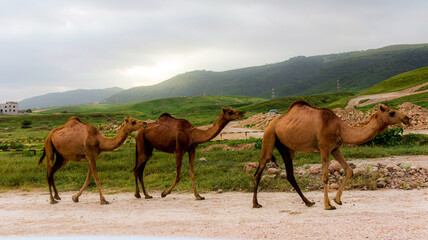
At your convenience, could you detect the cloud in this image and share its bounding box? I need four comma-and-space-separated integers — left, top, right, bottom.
0, 0, 427, 103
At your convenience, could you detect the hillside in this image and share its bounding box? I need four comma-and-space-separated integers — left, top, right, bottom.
19, 87, 123, 109
358, 66, 428, 95
102, 43, 428, 104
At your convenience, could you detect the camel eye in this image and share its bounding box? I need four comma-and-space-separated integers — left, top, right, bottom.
389, 111, 396, 117
229, 110, 233, 115
132, 121, 136, 125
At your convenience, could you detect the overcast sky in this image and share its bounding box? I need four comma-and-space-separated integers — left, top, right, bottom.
1, 0, 427, 103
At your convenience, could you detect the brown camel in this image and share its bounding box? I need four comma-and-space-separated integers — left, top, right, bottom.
253, 101, 410, 210
39, 116, 147, 204
134, 107, 244, 200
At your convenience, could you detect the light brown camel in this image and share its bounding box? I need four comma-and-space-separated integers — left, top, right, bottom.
134, 108, 244, 200
39, 116, 147, 204
253, 100, 410, 210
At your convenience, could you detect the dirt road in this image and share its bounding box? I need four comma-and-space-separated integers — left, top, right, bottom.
1, 189, 427, 239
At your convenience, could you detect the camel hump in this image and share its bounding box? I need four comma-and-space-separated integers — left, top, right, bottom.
68, 116, 84, 123
158, 113, 175, 120
289, 100, 311, 110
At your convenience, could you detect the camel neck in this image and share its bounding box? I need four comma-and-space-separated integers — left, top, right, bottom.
99, 125, 131, 151
339, 112, 388, 145
192, 114, 229, 144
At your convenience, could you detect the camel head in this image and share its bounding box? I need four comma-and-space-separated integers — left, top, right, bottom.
378, 104, 411, 126
221, 107, 244, 121
122, 117, 148, 133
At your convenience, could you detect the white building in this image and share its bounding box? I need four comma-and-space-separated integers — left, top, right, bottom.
0, 101, 18, 115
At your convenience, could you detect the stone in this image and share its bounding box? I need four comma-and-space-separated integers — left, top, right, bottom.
261, 174, 275, 181
396, 172, 405, 178
377, 181, 387, 188
329, 183, 339, 190
243, 162, 258, 173
279, 170, 287, 179
386, 163, 397, 172
267, 168, 280, 174
348, 162, 356, 169
199, 157, 207, 162
217, 189, 223, 194
329, 160, 341, 171
356, 163, 368, 172
309, 167, 319, 174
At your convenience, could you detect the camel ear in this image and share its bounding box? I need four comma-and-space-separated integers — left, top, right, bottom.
124, 117, 129, 122
379, 105, 386, 112
222, 108, 226, 114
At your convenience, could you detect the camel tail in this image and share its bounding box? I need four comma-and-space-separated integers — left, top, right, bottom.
38, 148, 46, 165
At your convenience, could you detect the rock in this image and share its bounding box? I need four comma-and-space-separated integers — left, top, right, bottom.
393, 166, 402, 171
267, 168, 280, 174
353, 168, 363, 176
369, 167, 378, 172
377, 181, 387, 188
266, 162, 279, 169
329, 160, 341, 171
356, 163, 368, 172
199, 157, 207, 162
421, 182, 428, 188
295, 167, 307, 176
243, 162, 258, 173
309, 167, 320, 174
279, 170, 287, 179
217, 189, 223, 194
329, 183, 339, 190
261, 174, 275, 181
386, 163, 397, 172
348, 162, 356, 169
396, 172, 405, 178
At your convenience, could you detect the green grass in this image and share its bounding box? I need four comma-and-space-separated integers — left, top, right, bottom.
358, 66, 428, 95
1, 141, 426, 192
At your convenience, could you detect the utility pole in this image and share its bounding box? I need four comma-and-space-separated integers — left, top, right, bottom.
271, 88, 275, 99
337, 79, 340, 90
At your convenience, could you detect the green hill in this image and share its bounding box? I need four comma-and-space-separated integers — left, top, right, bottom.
358, 66, 428, 95
19, 87, 123, 109
102, 43, 428, 104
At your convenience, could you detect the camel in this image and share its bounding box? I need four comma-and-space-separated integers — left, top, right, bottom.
253, 101, 410, 210
39, 116, 147, 204
134, 107, 244, 200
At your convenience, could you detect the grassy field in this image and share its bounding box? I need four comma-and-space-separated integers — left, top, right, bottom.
1, 136, 427, 192
358, 66, 428, 95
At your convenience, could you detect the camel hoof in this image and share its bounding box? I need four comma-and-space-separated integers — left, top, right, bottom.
72, 195, 79, 203
333, 198, 342, 205
134, 193, 141, 199
253, 203, 263, 208
54, 195, 61, 200
100, 199, 110, 205
196, 196, 205, 200
145, 195, 153, 199
305, 201, 316, 207
325, 205, 336, 210
161, 192, 167, 198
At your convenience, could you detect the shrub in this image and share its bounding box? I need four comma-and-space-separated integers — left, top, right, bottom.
364, 126, 403, 147
21, 120, 32, 129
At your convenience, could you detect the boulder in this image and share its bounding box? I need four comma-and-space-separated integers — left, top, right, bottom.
309, 167, 320, 174
329, 160, 341, 171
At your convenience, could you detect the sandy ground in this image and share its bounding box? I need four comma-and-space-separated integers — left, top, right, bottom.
1, 189, 427, 239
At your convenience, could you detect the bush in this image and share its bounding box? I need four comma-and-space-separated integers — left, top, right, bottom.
364, 126, 403, 147
21, 120, 32, 129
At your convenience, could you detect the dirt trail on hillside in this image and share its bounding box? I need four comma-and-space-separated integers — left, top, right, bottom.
1, 189, 427, 239
346, 82, 428, 110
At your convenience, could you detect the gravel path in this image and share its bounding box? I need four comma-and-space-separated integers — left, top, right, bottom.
1, 189, 427, 239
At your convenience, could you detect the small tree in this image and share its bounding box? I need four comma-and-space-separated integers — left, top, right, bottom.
21, 120, 32, 128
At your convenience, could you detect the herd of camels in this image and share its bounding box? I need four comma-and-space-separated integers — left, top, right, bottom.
38, 101, 410, 210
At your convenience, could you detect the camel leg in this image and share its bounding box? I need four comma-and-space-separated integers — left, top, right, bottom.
253, 129, 276, 208
45, 151, 58, 204
72, 167, 92, 203
135, 160, 153, 199
134, 140, 153, 199
188, 148, 204, 200
321, 150, 335, 210
161, 150, 183, 198
86, 151, 109, 205
331, 148, 353, 205
276, 142, 315, 207
48, 154, 66, 201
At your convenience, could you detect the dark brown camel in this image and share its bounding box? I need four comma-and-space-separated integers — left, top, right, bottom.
134, 108, 244, 200
39, 116, 146, 204
253, 101, 410, 210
